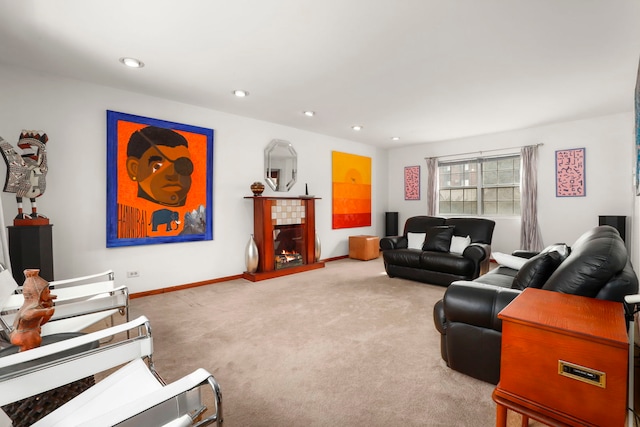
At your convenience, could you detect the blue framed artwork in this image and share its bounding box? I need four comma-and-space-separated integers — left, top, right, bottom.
106, 111, 214, 247
555, 148, 585, 197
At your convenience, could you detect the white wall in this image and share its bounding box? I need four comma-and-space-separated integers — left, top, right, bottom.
387, 113, 636, 256
0, 64, 388, 293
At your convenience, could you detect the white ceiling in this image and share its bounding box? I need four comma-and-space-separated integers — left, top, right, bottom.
0, 0, 639, 148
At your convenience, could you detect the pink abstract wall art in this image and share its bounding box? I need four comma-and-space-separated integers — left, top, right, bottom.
404, 166, 420, 200
555, 148, 585, 197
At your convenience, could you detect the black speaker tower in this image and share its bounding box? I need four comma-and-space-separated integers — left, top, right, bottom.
385, 212, 399, 236
598, 215, 626, 243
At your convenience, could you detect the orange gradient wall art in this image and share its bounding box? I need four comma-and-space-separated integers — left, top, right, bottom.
332, 151, 371, 229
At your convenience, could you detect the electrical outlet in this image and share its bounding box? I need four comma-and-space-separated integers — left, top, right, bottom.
127, 271, 140, 278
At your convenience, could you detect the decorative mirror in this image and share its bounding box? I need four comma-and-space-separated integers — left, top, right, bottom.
265, 139, 297, 191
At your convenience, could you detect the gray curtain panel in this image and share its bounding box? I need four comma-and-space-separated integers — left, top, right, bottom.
520, 145, 544, 251
425, 157, 438, 216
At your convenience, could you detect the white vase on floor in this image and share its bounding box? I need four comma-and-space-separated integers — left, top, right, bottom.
315, 231, 321, 262
245, 234, 259, 273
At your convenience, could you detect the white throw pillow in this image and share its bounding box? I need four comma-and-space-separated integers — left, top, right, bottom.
407, 232, 426, 249
450, 235, 471, 255
492, 252, 528, 270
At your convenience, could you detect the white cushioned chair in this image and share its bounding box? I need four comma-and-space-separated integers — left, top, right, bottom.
0, 316, 223, 426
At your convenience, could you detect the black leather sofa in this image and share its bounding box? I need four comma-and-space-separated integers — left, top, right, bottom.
381, 216, 495, 286
433, 225, 639, 384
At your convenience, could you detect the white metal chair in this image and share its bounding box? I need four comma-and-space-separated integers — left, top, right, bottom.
0, 269, 128, 340
0, 316, 223, 426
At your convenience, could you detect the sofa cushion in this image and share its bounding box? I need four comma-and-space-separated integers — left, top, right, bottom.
543, 227, 629, 298
473, 266, 518, 288
423, 226, 454, 252
511, 251, 564, 290
492, 252, 528, 270
407, 232, 427, 250
403, 216, 446, 235
382, 249, 422, 268
450, 235, 471, 255
539, 243, 571, 260
420, 252, 476, 276
444, 218, 495, 244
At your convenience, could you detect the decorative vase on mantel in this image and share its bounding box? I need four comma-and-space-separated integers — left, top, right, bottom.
250, 181, 265, 196
245, 234, 259, 273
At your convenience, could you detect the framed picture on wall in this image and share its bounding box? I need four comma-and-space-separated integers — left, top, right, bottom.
555, 147, 585, 197
106, 111, 214, 247
635, 57, 640, 195
331, 151, 372, 229
404, 165, 420, 200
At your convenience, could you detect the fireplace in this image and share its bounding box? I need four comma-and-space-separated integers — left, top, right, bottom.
243, 196, 325, 281
274, 225, 304, 269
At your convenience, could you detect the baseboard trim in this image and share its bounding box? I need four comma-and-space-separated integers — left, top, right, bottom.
130, 256, 349, 299
323, 255, 348, 262
130, 274, 243, 299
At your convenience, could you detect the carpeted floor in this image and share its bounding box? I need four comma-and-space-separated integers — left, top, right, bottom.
128, 257, 533, 426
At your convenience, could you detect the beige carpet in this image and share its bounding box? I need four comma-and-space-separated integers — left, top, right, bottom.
128, 257, 533, 426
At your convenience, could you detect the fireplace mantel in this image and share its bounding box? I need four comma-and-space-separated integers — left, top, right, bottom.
243, 196, 325, 281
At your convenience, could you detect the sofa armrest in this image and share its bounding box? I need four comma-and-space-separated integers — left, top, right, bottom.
462, 243, 492, 276
380, 236, 407, 250
442, 281, 521, 332
462, 243, 489, 262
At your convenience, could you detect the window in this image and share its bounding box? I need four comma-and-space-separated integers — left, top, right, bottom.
438, 155, 520, 216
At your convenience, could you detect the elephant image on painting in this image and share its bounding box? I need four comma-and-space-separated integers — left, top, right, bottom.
150, 209, 180, 232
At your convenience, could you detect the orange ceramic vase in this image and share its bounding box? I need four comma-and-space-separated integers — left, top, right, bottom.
10, 269, 56, 352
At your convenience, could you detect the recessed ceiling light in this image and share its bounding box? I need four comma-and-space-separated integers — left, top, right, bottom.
351, 125, 363, 131
233, 90, 249, 97
303, 111, 315, 117
391, 137, 400, 141
119, 57, 144, 68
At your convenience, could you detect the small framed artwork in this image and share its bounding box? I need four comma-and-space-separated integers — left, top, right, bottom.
555, 148, 585, 197
404, 165, 420, 200
106, 111, 214, 247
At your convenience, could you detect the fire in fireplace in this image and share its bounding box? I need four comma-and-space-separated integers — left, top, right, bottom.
273, 225, 304, 269
275, 250, 304, 269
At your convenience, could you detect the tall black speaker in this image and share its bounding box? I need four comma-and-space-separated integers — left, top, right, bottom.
385, 212, 398, 236
599, 215, 626, 243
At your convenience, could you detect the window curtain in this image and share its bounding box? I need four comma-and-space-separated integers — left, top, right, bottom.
425, 157, 438, 216
520, 145, 543, 251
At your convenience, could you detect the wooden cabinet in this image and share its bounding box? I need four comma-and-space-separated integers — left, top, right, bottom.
494, 288, 628, 426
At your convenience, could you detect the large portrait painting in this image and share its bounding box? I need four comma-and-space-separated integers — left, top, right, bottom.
332, 151, 371, 229
106, 111, 214, 247
555, 147, 585, 197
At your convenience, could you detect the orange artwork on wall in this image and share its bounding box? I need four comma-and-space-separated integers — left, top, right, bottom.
106, 111, 214, 247
332, 151, 371, 229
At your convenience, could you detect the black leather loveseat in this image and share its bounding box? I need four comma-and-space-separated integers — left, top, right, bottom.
433, 225, 639, 384
381, 216, 495, 286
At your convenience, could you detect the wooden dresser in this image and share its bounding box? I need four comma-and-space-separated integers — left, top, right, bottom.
493, 288, 629, 426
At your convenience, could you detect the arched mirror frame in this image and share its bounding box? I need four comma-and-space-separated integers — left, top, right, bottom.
264, 139, 297, 192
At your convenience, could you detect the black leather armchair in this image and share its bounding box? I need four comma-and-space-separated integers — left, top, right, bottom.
433, 225, 639, 384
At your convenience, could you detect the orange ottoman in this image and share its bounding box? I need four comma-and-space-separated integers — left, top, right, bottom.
349, 235, 380, 261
